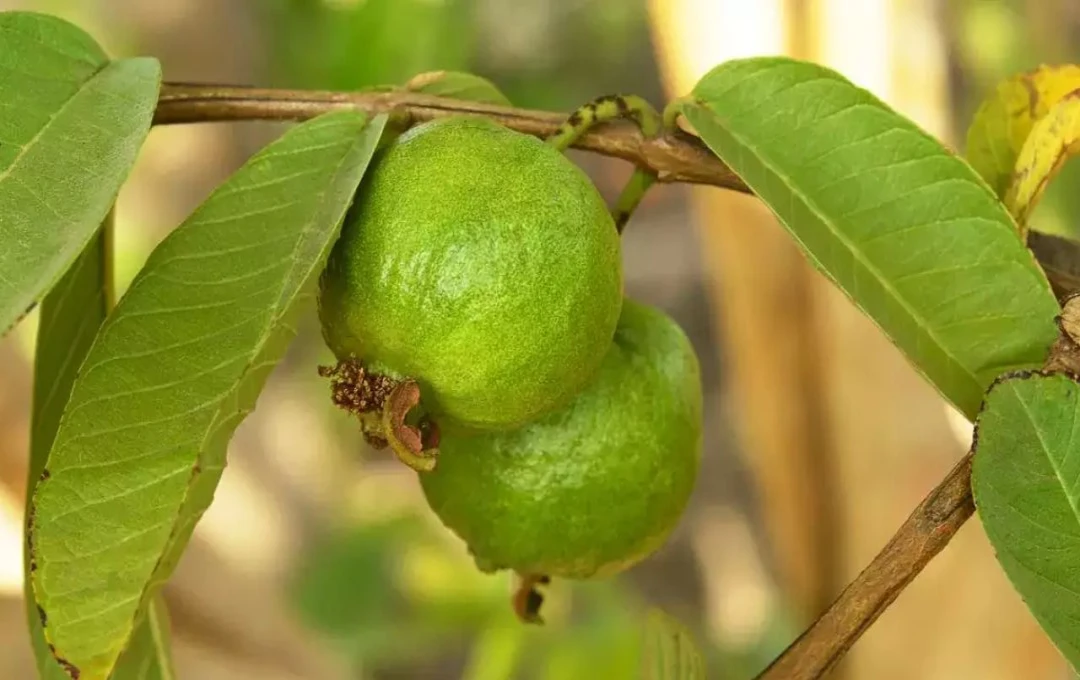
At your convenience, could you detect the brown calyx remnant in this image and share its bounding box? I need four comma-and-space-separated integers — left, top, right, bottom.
318, 359, 396, 414
319, 359, 398, 451
385, 381, 440, 452
1045, 293, 1080, 374
362, 430, 389, 449
512, 573, 551, 624
319, 359, 441, 471
381, 380, 441, 472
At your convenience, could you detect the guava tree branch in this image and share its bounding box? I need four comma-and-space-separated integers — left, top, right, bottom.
153, 82, 1067, 679
155, 83, 1080, 300
754, 453, 974, 680
155, 83, 747, 191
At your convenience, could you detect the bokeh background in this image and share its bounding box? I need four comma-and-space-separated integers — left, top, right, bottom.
1, 0, 1079, 678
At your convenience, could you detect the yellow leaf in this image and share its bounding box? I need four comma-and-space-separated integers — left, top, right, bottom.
1005, 89, 1080, 234
966, 64, 1080, 198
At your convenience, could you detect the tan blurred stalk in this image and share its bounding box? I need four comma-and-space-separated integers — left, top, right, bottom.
647, 0, 1067, 677
647, 0, 842, 635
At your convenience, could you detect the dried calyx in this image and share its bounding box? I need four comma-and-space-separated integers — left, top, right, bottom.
512, 573, 551, 624
1046, 293, 1080, 375
319, 359, 440, 471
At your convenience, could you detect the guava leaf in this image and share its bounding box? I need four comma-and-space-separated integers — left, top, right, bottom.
26, 217, 176, 679
966, 64, 1080, 198
972, 370, 1080, 672
25, 222, 112, 680
642, 609, 706, 680
676, 57, 1059, 419
1005, 90, 1080, 228
0, 11, 159, 335
28, 110, 388, 680
404, 70, 511, 106
109, 596, 175, 680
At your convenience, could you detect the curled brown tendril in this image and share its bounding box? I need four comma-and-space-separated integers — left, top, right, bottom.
320, 361, 440, 471
381, 380, 440, 472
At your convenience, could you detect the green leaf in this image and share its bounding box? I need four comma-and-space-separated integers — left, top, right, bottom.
677, 57, 1060, 419
28, 109, 388, 680
965, 64, 1080, 199
972, 370, 1080, 672
642, 609, 705, 680
109, 596, 175, 680
25, 219, 112, 680
0, 11, 160, 335
26, 217, 176, 679
404, 70, 511, 105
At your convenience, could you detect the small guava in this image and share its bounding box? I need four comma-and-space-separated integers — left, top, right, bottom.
318, 116, 622, 436
418, 299, 702, 584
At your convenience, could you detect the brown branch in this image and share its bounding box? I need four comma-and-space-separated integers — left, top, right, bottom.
154, 82, 747, 192
754, 453, 974, 680
156, 82, 1080, 300
153, 82, 1079, 678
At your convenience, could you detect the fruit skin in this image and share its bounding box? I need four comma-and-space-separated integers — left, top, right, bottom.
419, 299, 702, 579
318, 115, 622, 431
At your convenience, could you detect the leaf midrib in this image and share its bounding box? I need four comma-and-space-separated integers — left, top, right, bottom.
189, 123, 359, 459
1014, 384, 1080, 533
0, 57, 107, 190
692, 99, 997, 405
118, 120, 366, 665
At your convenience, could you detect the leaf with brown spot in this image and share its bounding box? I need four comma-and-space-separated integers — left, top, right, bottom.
28, 111, 387, 680
26, 212, 177, 680
1004, 89, 1080, 231
25, 218, 99, 680
966, 64, 1080, 199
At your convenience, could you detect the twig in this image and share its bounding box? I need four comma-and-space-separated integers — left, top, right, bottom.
155, 83, 1080, 300
754, 453, 974, 679
152, 82, 1074, 679
154, 83, 746, 192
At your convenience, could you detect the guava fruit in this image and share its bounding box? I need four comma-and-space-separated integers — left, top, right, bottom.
318, 115, 623, 439
418, 299, 702, 583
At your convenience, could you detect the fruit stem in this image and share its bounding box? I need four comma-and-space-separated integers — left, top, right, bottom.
611, 169, 655, 234
320, 361, 440, 470
546, 94, 671, 232
512, 573, 551, 624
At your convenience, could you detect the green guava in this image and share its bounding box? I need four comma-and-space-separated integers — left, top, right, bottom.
419, 299, 702, 580
318, 116, 623, 433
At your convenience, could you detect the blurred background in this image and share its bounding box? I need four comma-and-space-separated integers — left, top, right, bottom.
1, 0, 1079, 678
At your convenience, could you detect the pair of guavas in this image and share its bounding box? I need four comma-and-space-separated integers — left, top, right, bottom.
317, 116, 702, 581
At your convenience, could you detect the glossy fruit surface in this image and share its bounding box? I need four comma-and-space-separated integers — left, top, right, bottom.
318, 116, 622, 431
420, 299, 702, 579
